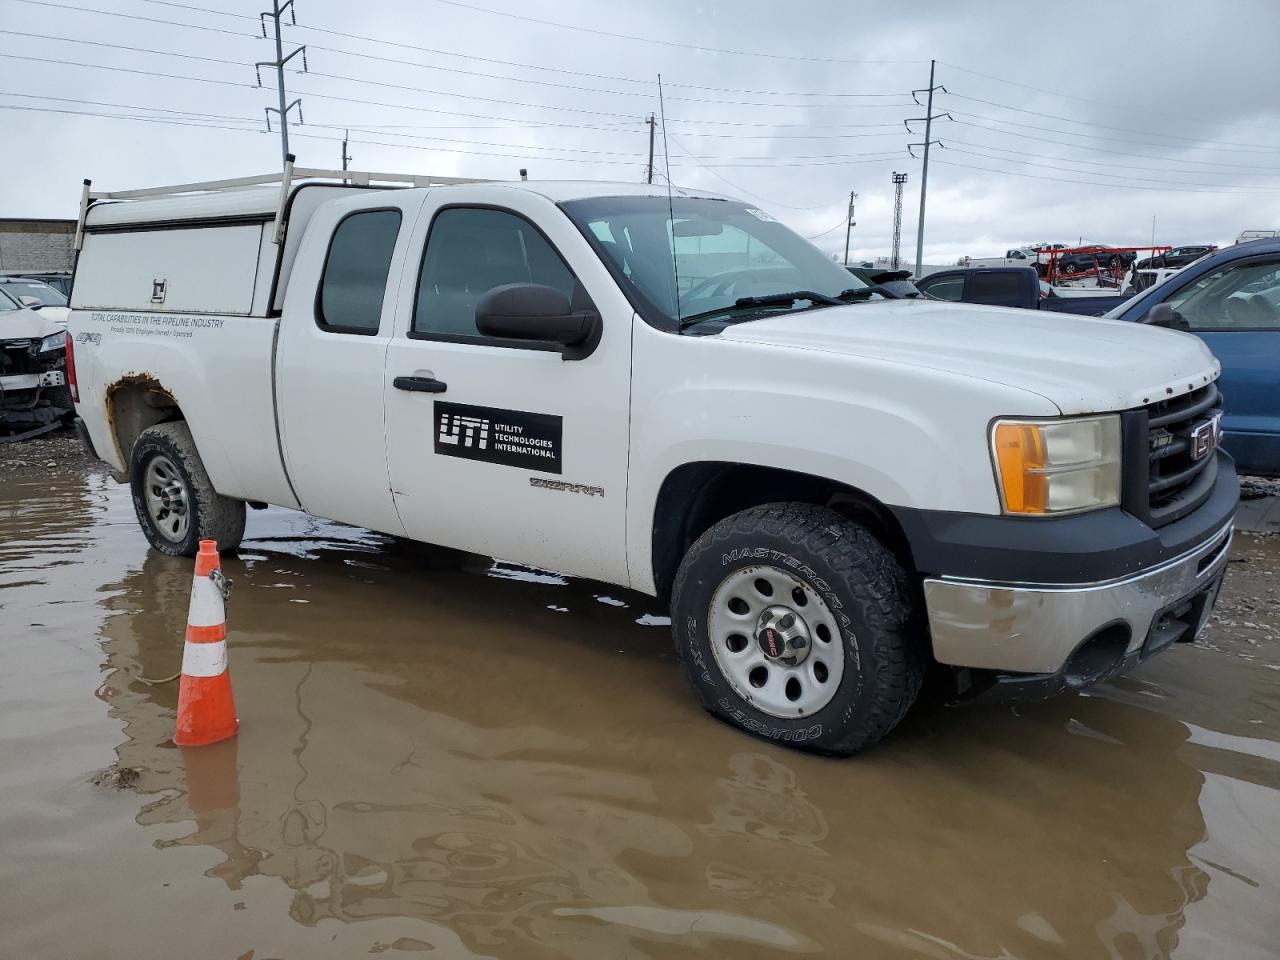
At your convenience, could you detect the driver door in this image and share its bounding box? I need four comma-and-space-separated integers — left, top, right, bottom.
382, 189, 633, 584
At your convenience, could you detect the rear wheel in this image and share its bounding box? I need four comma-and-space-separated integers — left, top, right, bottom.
129, 421, 245, 557
671, 503, 926, 756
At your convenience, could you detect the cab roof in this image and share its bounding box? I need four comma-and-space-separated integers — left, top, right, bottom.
84, 178, 732, 228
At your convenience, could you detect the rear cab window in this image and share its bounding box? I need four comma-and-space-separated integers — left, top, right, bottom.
316, 209, 402, 335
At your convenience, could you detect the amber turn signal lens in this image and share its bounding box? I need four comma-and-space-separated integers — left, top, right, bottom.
993, 422, 1049, 513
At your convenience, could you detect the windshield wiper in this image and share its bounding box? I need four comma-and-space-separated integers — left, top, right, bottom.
678, 290, 842, 330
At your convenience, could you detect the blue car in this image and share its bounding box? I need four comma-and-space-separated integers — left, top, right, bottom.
1107, 238, 1280, 477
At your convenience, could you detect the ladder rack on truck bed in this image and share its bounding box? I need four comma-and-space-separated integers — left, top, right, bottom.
74, 154, 485, 250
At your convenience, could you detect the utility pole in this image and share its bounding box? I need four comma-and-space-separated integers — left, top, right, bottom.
646, 114, 656, 184
906, 60, 951, 277
341, 129, 351, 171
842, 191, 858, 266
256, 0, 307, 166
890, 172, 908, 270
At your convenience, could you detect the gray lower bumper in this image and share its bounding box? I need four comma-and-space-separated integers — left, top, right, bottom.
923, 523, 1233, 675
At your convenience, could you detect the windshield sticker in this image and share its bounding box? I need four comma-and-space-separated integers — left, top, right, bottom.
434, 401, 562, 474
744, 208, 778, 222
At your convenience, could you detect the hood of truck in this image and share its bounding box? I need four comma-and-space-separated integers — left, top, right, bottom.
717, 298, 1219, 414
0, 307, 66, 341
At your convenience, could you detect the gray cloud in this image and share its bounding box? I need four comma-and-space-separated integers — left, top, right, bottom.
4, 0, 1278, 262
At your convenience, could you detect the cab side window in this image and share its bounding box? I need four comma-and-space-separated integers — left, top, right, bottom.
919, 275, 964, 301
1165, 259, 1280, 330
317, 209, 402, 334
413, 207, 577, 339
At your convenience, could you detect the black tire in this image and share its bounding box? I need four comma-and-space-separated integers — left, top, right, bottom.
671, 503, 926, 756
130, 421, 246, 557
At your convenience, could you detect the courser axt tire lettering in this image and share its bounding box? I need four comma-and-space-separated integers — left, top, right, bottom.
671, 502, 926, 756
129, 421, 246, 558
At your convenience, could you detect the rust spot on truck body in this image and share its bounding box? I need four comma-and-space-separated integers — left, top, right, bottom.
105, 373, 180, 467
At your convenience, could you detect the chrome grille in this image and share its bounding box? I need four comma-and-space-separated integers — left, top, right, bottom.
1141, 383, 1222, 526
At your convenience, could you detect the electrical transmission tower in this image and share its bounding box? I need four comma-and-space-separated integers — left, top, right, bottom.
890, 173, 907, 270
905, 59, 952, 277
256, 0, 308, 166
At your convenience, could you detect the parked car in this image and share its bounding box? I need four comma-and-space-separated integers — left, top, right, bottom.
1107, 237, 1280, 476
0, 293, 73, 441
0, 276, 70, 326
10, 271, 73, 297
1133, 246, 1217, 271
68, 166, 1237, 754
1236, 229, 1278, 245
915, 266, 1128, 315
1056, 246, 1136, 275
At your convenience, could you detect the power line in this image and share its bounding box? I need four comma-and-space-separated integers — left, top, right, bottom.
949, 120, 1280, 173
943, 92, 1280, 153
434, 0, 926, 64
0, 48, 910, 132
937, 60, 1260, 127
930, 156, 1280, 196
940, 135, 1280, 178
0, 53, 254, 91
665, 135, 838, 211
10, 0, 256, 38
32, 0, 911, 100
1, 28, 255, 67
942, 145, 1280, 193
804, 220, 849, 240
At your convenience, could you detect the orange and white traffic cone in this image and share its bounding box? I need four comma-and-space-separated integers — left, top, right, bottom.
174, 539, 238, 747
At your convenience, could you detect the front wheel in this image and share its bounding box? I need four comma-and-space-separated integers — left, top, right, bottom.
130, 421, 246, 557
671, 503, 926, 756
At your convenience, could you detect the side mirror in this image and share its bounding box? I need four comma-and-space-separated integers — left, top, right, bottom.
1140, 302, 1186, 329
475, 283, 601, 360
19, 296, 42, 309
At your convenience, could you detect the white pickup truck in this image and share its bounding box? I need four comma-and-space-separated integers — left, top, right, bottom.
67, 163, 1238, 755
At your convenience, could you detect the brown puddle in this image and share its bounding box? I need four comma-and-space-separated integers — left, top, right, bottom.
1, 467, 1278, 958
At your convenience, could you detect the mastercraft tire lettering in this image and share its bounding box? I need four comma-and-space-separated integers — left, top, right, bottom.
671, 503, 926, 756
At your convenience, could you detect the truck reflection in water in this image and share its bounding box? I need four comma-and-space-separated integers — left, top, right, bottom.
93, 521, 1227, 959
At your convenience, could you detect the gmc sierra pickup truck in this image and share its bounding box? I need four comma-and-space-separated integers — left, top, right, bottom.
66, 162, 1238, 755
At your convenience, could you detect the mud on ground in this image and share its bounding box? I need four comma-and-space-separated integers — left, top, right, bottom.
1, 443, 1277, 959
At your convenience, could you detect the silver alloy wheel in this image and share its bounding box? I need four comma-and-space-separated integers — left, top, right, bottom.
707, 565, 846, 718
143, 454, 191, 543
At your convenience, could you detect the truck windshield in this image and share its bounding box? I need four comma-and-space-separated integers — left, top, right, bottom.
561, 196, 868, 330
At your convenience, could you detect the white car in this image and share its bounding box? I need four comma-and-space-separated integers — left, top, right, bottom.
66, 164, 1238, 754
0, 276, 70, 326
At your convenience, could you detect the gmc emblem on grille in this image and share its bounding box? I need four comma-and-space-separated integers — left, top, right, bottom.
1190, 413, 1223, 460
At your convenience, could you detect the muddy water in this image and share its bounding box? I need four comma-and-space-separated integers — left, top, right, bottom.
1, 468, 1278, 959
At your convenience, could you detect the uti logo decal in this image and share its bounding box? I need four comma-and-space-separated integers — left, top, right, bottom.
438, 414, 490, 450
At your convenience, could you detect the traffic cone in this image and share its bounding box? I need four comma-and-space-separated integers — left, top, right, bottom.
174, 539, 238, 746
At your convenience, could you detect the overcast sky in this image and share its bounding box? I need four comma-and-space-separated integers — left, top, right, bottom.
4, 0, 1279, 262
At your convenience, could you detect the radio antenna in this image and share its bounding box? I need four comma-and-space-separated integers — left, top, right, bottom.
658, 73, 681, 322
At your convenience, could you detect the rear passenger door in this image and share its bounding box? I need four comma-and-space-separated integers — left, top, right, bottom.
382, 189, 633, 585
276, 193, 425, 535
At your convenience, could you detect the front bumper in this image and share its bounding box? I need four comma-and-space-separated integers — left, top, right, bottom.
924, 521, 1232, 680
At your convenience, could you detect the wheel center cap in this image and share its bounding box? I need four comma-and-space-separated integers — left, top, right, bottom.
755, 605, 811, 665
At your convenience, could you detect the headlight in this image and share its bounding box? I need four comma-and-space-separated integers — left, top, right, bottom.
38, 333, 65, 354
990, 415, 1121, 515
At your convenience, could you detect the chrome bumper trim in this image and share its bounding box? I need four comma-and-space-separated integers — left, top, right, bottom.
923, 523, 1233, 674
